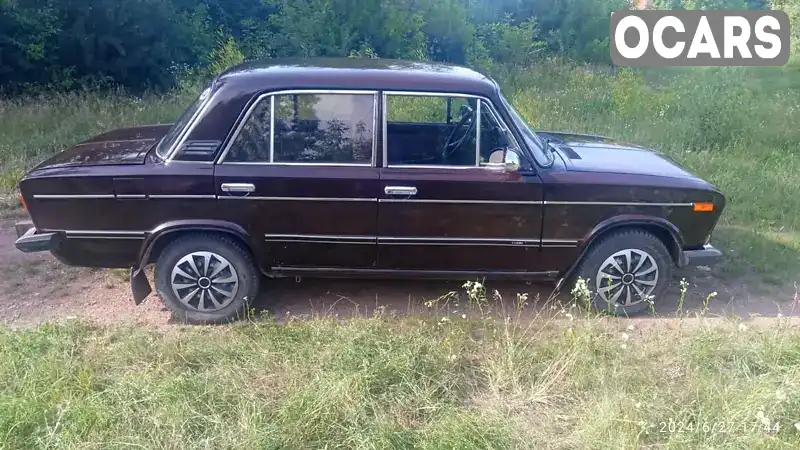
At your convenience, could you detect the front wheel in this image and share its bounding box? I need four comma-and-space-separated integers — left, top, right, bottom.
154, 234, 260, 324
573, 229, 672, 316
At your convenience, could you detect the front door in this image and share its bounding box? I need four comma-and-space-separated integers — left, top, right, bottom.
377, 92, 545, 273
214, 90, 380, 271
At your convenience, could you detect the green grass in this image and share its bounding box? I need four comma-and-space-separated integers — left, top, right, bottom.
0, 87, 196, 191
1, 312, 799, 449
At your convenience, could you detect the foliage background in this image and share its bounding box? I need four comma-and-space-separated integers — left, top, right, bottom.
1, 0, 787, 94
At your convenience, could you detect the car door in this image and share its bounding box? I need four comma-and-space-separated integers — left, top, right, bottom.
214, 90, 380, 271
377, 92, 546, 273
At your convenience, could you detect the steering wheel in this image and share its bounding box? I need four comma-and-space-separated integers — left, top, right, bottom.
442, 105, 476, 162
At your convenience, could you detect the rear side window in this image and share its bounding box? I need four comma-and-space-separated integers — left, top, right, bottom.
225, 92, 376, 165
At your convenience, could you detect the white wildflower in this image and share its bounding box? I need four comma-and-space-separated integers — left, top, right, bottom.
756, 411, 771, 428
622, 333, 630, 341
738, 323, 748, 332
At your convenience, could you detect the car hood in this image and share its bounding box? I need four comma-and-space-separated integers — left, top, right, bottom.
33, 124, 172, 170
538, 131, 701, 180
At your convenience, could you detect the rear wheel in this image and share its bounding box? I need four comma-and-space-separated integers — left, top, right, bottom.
573, 229, 672, 316
154, 234, 260, 324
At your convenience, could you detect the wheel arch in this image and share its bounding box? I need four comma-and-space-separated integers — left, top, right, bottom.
560, 215, 684, 283
137, 220, 260, 272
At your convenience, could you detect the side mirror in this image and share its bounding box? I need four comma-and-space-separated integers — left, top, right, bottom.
504, 149, 521, 172
487, 147, 521, 172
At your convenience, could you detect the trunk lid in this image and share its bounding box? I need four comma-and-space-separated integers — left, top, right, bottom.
33, 124, 172, 170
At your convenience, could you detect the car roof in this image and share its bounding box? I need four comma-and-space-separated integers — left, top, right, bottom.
215, 58, 500, 98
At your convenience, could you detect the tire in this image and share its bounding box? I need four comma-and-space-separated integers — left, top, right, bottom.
572, 229, 672, 316
154, 233, 260, 324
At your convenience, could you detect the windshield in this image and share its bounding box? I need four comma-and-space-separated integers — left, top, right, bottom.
499, 94, 553, 167
155, 86, 213, 159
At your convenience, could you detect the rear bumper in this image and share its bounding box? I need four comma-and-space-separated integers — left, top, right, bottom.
681, 244, 723, 267
14, 221, 59, 253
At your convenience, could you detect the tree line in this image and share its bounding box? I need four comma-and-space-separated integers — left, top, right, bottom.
0, 0, 775, 94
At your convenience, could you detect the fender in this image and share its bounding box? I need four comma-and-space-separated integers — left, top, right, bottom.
136, 219, 252, 269
130, 220, 252, 305
558, 214, 685, 288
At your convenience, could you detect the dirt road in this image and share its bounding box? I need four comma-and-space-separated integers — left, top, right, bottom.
1, 215, 797, 328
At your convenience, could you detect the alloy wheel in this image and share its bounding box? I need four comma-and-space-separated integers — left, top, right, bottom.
595, 249, 659, 307
170, 251, 239, 311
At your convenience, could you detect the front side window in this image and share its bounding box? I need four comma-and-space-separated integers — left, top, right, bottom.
385, 94, 477, 167
225, 92, 375, 164
384, 93, 519, 167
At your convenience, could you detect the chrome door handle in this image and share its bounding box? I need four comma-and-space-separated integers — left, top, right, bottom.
221, 183, 255, 193
384, 186, 418, 196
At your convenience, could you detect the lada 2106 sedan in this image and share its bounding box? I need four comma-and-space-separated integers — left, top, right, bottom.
14, 58, 725, 324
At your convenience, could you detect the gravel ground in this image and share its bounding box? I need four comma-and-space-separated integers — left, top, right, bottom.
1, 215, 797, 329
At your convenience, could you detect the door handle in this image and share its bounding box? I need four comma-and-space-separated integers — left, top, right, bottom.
221, 183, 255, 193
384, 186, 418, 196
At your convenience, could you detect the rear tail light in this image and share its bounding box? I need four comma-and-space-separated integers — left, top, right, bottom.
693, 202, 714, 212
18, 194, 27, 211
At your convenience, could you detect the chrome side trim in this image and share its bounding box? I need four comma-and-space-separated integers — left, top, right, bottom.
382, 91, 388, 169
378, 236, 540, 246
65, 230, 146, 235
261, 233, 580, 248
541, 238, 580, 248
379, 198, 543, 205
379, 241, 538, 248
149, 195, 217, 199
378, 236, 538, 242
220, 196, 376, 202
541, 239, 580, 244
383, 91, 484, 98
220, 162, 373, 167
476, 100, 481, 165
216, 89, 380, 165
67, 235, 146, 240
267, 239, 374, 245
372, 92, 379, 168
265, 234, 374, 240
46, 229, 148, 240
269, 95, 275, 163
115, 194, 147, 199
544, 201, 694, 207
33, 194, 115, 199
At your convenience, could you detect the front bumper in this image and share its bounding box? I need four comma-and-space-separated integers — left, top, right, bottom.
14, 221, 59, 253
681, 244, 723, 267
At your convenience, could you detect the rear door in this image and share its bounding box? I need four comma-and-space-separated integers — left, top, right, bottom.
214, 90, 380, 271
377, 92, 545, 273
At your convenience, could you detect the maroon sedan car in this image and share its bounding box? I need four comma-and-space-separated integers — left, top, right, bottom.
15, 58, 725, 323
